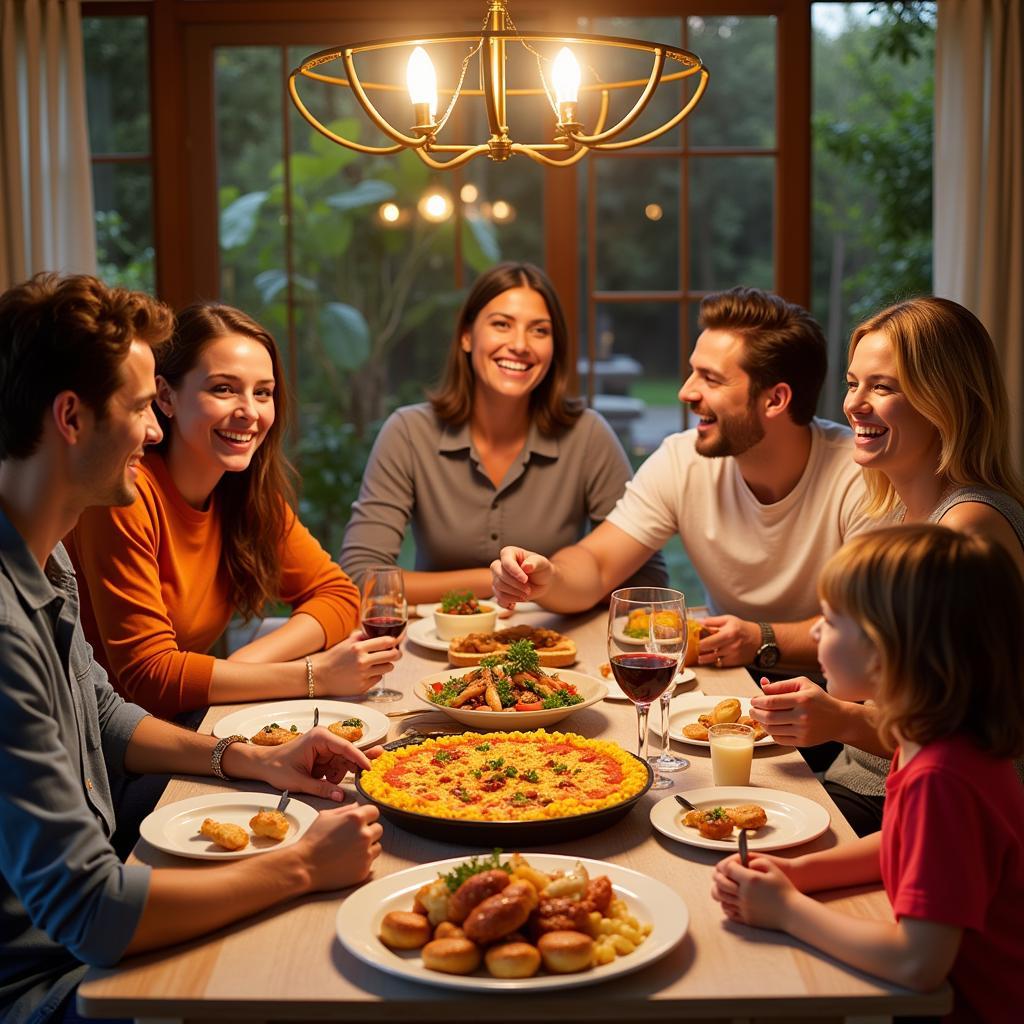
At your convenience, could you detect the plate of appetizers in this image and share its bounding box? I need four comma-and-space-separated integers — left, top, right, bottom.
212, 699, 389, 749
662, 693, 776, 747
650, 787, 831, 852
336, 851, 688, 991
139, 792, 317, 860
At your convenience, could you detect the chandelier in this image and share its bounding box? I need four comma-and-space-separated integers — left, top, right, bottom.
288, 0, 709, 169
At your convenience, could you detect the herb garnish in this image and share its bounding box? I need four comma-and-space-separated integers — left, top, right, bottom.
441, 849, 510, 891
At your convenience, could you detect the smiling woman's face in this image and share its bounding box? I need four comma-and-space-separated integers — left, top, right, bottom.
157, 333, 276, 497
844, 330, 940, 476
461, 286, 554, 405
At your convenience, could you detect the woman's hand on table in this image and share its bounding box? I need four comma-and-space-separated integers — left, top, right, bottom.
490, 546, 553, 607
294, 803, 383, 892
313, 629, 402, 695
697, 616, 760, 666
749, 677, 850, 747
711, 853, 802, 930
245, 728, 383, 802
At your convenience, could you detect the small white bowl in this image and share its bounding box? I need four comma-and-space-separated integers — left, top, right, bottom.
433, 603, 498, 639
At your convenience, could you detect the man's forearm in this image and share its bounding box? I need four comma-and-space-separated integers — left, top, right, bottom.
772, 617, 820, 671
537, 546, 609, 613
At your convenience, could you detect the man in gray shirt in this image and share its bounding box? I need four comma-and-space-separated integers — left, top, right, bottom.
0, 274, 383, 1023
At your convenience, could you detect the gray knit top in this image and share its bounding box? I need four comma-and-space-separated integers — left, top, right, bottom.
826, 486, 1024, 797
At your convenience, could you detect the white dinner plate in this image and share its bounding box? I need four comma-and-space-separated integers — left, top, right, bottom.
212, 699, 389, 749
413, 667, 607, 729
663, 693, 776, 747
650, 787, 831, 853
336, 853, 688, 991
603, 667, 697, 701
406, 606, 544, 652
139, 792, 317, 860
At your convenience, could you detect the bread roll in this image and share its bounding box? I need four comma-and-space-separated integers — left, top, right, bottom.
379, 910, 431, 950
422, 937, 481, 975
537, 930, 594, 974
485, 941, 541, 979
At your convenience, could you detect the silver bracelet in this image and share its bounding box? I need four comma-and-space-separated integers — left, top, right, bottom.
211, 734, 249, 780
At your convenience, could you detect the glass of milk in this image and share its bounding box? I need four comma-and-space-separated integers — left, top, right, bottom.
708, 723, 755, 786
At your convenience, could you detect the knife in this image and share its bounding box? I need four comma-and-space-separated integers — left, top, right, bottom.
312, 707, 319, 728
275, 789, 290, 814
738, 827, 750, 867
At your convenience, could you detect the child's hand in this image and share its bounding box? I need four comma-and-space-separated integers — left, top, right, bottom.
711, 853, 799, 930
314, 629, 403, 695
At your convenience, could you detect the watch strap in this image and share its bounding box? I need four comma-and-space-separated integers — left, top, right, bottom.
211, 734, 249, 780
758, 621, 776, 647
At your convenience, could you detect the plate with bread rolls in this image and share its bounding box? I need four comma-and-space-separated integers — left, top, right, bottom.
336, 851, 688, 991
662, 694, 776, 747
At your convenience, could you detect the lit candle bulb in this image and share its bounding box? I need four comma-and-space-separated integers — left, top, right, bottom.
407, 46, 438, 127
552, 47, 581, 125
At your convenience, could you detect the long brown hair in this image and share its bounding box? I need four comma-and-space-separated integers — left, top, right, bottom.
154, 303, 296, 621
818, 525, 1024, 758
429, 262, 582, 435
849, 296, 1024, 517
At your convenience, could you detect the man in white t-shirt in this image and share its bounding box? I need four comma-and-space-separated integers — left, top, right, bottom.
491, 286, 869, 673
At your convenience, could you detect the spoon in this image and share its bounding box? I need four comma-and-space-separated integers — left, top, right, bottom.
674, 793, 698, 813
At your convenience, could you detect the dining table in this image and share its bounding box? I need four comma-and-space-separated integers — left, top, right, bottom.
78, 606, 951, 1023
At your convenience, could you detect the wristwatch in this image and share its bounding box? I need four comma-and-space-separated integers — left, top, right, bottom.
753, 622, 780, 669
211, 734, 249, 780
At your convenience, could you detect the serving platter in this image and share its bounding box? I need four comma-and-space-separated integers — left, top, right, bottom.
650, 787, 831, 852
413, 667, 607, 729
356, 734, 654, 845
139, 792, 316, 860
213, 699, 389, 749
336, 853, 688, 991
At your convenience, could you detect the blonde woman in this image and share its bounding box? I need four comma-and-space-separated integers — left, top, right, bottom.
750, 296, 1024, 836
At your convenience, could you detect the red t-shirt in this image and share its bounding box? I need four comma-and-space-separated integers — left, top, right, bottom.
881, 734, 1024, 1022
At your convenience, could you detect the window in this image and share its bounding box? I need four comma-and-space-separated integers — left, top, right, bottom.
82, 12, 155, 292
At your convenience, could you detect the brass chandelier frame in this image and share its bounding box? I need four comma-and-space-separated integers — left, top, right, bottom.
288, 1, 709, 169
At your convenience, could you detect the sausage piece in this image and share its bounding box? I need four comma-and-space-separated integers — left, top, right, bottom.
448, 869, 510, 924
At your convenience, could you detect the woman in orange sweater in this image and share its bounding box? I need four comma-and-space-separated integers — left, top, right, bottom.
68, 303, 401, 718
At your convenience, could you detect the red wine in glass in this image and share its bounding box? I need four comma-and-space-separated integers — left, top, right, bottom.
361, 615, 406, 639
609, 653, 677, 703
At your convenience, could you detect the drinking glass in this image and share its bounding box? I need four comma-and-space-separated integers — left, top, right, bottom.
607, 587, 687, 790
360, 566, 406, 702
708, 723, 755, 786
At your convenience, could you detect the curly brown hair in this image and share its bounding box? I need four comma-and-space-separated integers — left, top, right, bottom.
819, 524, 1024, 759
154, 303, 296, 621
429, 262, 582, 435
0, 273, 172, 461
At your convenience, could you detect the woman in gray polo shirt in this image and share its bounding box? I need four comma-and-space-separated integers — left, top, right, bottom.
341, 262, 666, 604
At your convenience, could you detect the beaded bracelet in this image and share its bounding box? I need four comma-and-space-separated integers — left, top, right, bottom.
305, 655, 315, 698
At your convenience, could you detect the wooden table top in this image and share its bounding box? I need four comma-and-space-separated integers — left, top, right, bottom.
80, 608, 950, 1022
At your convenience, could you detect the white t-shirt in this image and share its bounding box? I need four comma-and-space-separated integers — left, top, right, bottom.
606, 419, 869, 622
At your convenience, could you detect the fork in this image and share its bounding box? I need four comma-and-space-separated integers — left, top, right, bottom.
313, 707, 319, 728
738, 827, 750, 866
275, 789, 290, 814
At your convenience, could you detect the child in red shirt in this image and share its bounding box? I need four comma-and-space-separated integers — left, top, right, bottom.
712, 525, 1024, 1022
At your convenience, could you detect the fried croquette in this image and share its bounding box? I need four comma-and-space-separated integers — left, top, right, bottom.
251, 723, 300, 746
712, 698, 741, 724
328, 720, 364, 743
682, 722, 710, 741
199, 817, 249, 851
738, 715, 768, 741
249, 809, 289, 840
724, 804, 768, 829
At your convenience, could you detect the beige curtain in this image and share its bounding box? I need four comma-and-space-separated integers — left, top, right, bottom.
0, 0, 95, 291
934, 0, 1024, 466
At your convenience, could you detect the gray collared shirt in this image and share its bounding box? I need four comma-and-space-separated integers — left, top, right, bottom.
340, 403, 667, 589
0, 509, 150, 1024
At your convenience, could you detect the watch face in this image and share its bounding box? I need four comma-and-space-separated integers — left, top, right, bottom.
758, 645, 780, 669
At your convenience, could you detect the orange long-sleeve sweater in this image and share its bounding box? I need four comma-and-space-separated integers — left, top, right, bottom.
67, 452, 360, 718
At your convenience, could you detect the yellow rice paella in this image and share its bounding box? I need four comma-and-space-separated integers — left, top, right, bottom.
359, 730, 649, 822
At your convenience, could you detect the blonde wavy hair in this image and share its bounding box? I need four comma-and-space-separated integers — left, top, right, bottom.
849, 296, 1024, 517
818, 525, 1024, 758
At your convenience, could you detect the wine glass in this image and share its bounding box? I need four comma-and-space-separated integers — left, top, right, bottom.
607, 587, 687, 790
360, 566, 406, 702
651, 602, 691, 774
